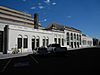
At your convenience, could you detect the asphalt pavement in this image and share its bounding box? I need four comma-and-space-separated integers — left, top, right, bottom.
0, 47, 100, 73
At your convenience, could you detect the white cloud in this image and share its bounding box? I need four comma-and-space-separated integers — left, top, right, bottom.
38, 6, 44, 9
22, 0, 26, 2
44, 0, 51, 4
67, 16, 72, 18
52, 2, 56, 5
31, 6, 36, 9
38, 3, 42, 6
44, 19, 47, 22
40, 19, 47, 23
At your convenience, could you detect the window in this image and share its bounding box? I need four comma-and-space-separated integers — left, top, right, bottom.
62, 38, 64, 46
74, 42, 76, 48
83, 40, 85, 45
83, 40, 86, 45
18, 38, 22, 49
36, 39, 39, 47
67, 32, 69, 41
54, 38, 57, 44
32, 36, 35, 50
77, 34, 79, 40
23, 36, 28, 48
46, 38, 49, 46
74, 34, 76, 39
17, 35, 22, 49
71, 42, 73, 48
36, 36, 40, 48
90, 41, 92, 46
43, 36, 46, 47
67, 32, 70, 45
79, 35, 81, 45
67, 42, 69, 45
71, 33, 73, 40
43, 39, 45, 47
77, 42, 79, 48
58, 38, 61, 45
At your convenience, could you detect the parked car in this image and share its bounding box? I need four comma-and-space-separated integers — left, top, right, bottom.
47, 44, 60, 52
47, 44, 67, 55
33, 47, 48, 55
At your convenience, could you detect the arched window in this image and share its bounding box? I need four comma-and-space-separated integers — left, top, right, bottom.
46, 37, 49, 46
79, 35, 81, 45
74, 34, 76, 39
58, 35, 61, 45
58, 38, 61, 45
36, 36, 40, 48
17, 35, 22, 49
77, 34, 79, 40
23, 35, 28, 48
77, 42, 79, 48
54, 38, 57, 44
32, 36, 35, 50
54, 35, 57, 44
74, 42, 77, 48
67, 32, 69, 45
71, 33, 73, 40
67, 32, 69, 41
43, 36, 46, 47
62, 38, 64, 46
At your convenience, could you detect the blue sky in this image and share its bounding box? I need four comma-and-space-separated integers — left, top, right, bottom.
0, 0, 100, 39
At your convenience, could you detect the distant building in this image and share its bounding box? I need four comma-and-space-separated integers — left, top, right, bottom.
0, 6, 93, 54
81, 34, 93, 47
93, 38, 100, 46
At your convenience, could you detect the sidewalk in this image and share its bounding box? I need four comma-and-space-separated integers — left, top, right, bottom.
67, 46, 98, 51
0, 52, 33, 60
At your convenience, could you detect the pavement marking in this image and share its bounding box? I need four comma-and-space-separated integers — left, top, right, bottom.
29, 55, 39, 64
1, 59, 13, 72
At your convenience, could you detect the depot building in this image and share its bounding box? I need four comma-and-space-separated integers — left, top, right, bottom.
0, 6, 93, 54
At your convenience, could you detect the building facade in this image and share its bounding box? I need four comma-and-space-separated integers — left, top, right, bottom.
0, 6, 93, 54
81, 34, 93, 47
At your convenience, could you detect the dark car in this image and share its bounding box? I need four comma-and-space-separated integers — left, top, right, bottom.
33, 47, 48, 55
47, 44, 67, 56
47, 44, 61, 52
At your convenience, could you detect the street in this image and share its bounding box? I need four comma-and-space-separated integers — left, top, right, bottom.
0, 47, 100, 73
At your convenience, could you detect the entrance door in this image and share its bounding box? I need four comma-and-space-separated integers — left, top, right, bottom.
0, 31, 3, 52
